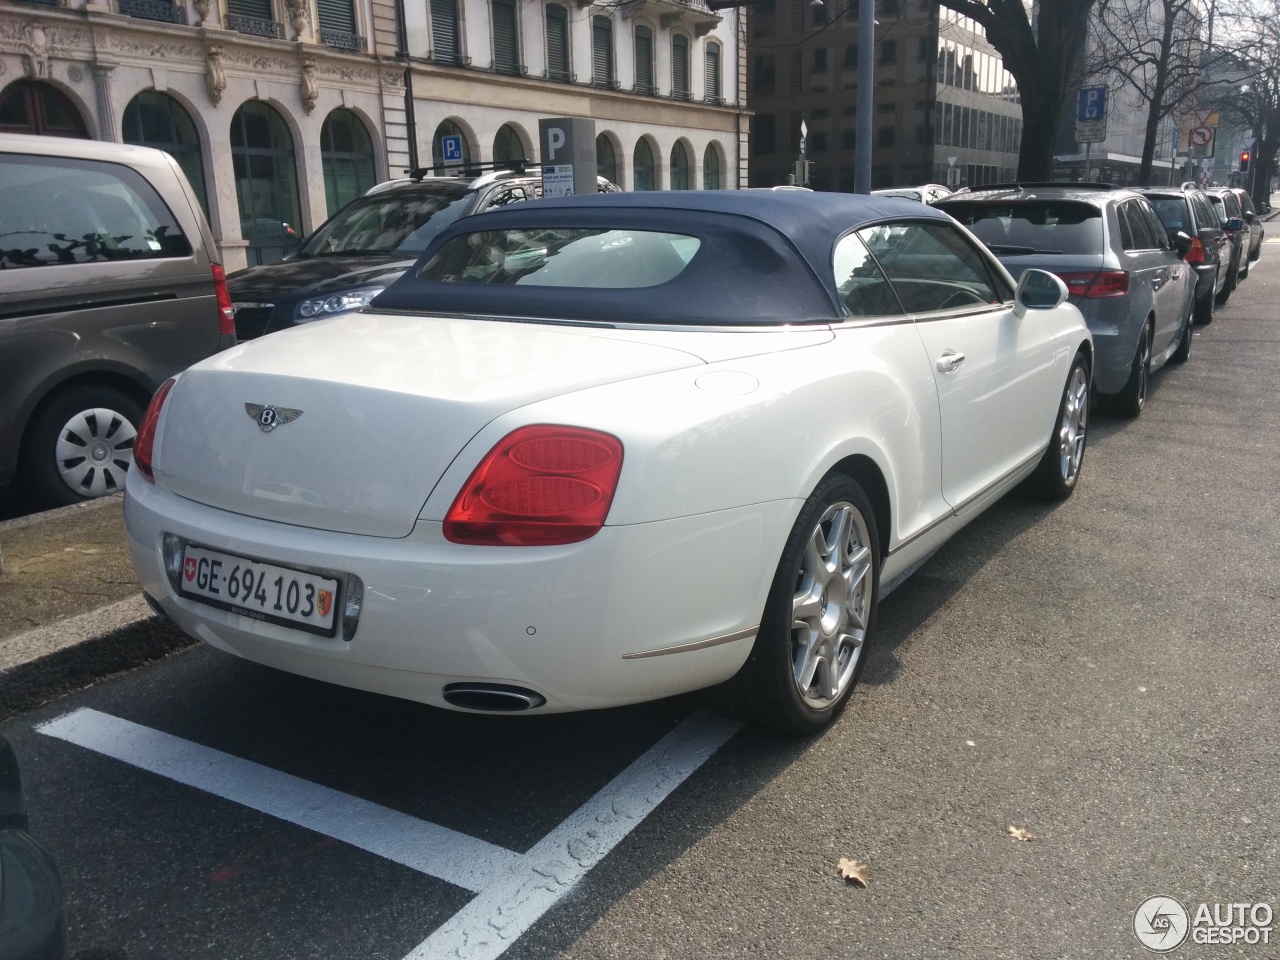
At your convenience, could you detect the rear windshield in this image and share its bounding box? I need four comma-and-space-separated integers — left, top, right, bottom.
1147, 197, 1192, 232
300, 183, 471, 258
418, 228, 701, 288
937, 200, 1104, 255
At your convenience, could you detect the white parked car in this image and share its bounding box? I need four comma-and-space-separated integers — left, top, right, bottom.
125, 192, 1092, 732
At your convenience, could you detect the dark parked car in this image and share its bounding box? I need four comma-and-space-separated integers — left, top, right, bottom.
1141, 185, 1229, 324
1208, 188, 1249, 298
1226, 187, 1265, 264
0, 735, 67, 960
227, 169, 622, 341
0, 134, 235, 507
936, 183, 1195, 417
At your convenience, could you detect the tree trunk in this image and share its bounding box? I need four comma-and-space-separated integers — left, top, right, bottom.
1017, 94, 1064, 181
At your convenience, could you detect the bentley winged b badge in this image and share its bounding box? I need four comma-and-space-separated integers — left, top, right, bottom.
245, 403, 303, 433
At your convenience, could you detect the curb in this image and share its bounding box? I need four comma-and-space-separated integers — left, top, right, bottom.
0, 493, 123, 536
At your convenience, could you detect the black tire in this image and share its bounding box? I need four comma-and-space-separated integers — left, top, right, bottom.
1194, 287, 1215, 324
1030, 352, 1090, 500
1109, 323, 1151, 419
1215, 284, 1232, 306
21, 385, 144, 509
1171, 307, 1193, 364
711, 474, 880, 734
1222, 253, 1239, 295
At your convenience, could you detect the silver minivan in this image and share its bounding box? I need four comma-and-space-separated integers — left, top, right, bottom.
936, 185, 1195, 418
0, 134, 235, 507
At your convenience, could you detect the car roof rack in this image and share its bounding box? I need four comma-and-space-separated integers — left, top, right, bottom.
404, 160, 540, 184
956, 181, 1120, 193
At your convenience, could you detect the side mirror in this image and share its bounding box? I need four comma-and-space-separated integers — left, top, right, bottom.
1244, 211, 1256, 222
1226, 217, 1244, 232
1014, 269, 1069, 315
1173, 231, 1193, 258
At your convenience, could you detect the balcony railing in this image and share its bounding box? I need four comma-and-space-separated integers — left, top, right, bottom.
119, 0, 187, 23
228, 13, 285, 38
320, 28, 367, 51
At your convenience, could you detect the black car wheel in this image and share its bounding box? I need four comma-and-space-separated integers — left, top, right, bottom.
1171, 306, 1193, 364
1195, 286, 1216, 324
1110, 323, 1151, 419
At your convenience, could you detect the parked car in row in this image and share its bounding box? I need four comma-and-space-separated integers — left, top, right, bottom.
125, 192, 1091, 734
935, 183, 1194, 418
1141, 184, 1230, 324
1207, 188, 1250, 299
227, 168, 622, 341
0, 134, 235, 508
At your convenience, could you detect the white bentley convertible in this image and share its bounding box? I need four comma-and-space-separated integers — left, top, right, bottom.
124, 192, 1091, 732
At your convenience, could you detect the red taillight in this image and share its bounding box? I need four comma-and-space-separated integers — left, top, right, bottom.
444, 425, 625, 546
212, 263, 236, 337
1053, 270, 1129, 298
134, 378, 176, 483
1185, 237, 1205, 264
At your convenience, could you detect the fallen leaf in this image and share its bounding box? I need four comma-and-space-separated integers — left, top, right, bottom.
1007, 825, 1035, 842
837, 857, 869, 886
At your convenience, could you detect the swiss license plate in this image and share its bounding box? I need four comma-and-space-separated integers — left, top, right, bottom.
179, 544, 340, 637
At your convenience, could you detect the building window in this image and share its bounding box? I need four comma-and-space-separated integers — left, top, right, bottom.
431, 0, 462, 64
705, 42, 722, 103
0, 81, 89, 138
634, 25, 655, 94
843, 44, 857, 70
319, 108, 376, 217
812, 1, 828, 24
494, 123, 526, 166
633, 138, 656, 191
879, 0, 898, 13
753, 55, 776, 97
753, 0, 775, 37
672, 34, 690, 100
231, 101, 302, 266
878, 126, 894, 147
754, 113, 776, 155
671, 141, 691, 190
316, 0, 362, 48
812, 48, 828, 72
879, 40, 896, 64
491, 0, 520, 75
811, 131, 828, 152
593, 16, 615, 87
841, 128, 856, 150
122, 91, 206, 214
227, 0, 282, 37
704, 144, 722, 189
790, 50, 802, 93
596, 133, 618, 183
546, 5, 570, 81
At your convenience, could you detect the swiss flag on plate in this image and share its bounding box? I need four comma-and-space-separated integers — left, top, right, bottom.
317, 589, 333, 618
184, 558, 197, 582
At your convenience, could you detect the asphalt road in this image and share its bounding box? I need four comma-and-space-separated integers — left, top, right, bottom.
4, 246, 1279, 960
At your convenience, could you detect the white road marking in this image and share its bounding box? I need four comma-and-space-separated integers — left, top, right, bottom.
36, 704, 741, 959
404, 707, 741, 960
37, 708, 523, 893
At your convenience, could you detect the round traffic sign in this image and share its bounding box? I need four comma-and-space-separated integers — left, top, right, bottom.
1190, 126, 1213, 147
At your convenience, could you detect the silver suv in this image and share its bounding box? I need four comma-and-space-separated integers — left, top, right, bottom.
0, 134, 235, 507
936, 184, 1195, 417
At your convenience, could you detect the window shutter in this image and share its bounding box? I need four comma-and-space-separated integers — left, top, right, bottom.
546, 5, 569, 80
227, 0, 272, 19
593, 17, 613, 87
492, 0, 518, 74
316, 0, 356, 34
432, 0, 461, 64
635, 27, 653, 94
704, 43, 721, 102
672, 36, 689, 99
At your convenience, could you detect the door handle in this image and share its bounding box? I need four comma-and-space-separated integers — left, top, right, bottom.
936, 351, 965, 373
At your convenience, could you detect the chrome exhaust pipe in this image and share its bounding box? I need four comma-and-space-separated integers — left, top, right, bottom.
442, 683, 546, 712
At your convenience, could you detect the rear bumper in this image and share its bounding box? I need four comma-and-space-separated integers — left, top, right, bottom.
1075, 298, 1144, 395
125, 471, 794, 713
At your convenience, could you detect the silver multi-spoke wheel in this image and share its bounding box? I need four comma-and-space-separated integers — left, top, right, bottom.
790, 501, 874, 708
1058, 365, 1089, 485
54, 407, 137, 498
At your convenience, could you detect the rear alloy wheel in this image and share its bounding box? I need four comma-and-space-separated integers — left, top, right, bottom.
1031, 353, 1090, 500
23, 386, 143, 508
714, 474, 880, 733
1110, 324, 1151, 419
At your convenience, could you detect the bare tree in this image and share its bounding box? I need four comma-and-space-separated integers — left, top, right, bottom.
1085, 0, 1205, 183
1209, 0, 1280, 205
938, 0, 1101, 180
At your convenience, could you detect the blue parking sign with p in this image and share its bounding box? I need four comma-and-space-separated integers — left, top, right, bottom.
1078, 86, 1107, 123
441, 135, 463, 162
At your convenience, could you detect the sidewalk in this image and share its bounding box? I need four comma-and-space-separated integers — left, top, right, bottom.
0, 496, 192, 718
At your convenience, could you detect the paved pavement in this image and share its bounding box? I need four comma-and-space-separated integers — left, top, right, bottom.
2, 244, 1279, 960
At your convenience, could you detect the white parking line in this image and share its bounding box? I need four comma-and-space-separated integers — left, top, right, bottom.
36, 705, 741, 959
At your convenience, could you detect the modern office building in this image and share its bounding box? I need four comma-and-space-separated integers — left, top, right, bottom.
745, 0, 1021, 191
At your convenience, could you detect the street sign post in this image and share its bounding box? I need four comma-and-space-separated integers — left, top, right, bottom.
538, 117, 597, 197
1076, 85, 1108, 145
440, 135, 464, 168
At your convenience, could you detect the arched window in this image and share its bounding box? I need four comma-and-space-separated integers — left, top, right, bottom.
0, 81, 89, 137
123, 91, 208, 215
634, 25, 654, 95
704, 41, 722, 103
320, 108, 376, 216
596, 133, 618, 185
432, 119, 472, 170
703, 143, 722, 189
633, 138, 655, 191
492, 0, 520, 75
670, 141, 690, 190
494, 124, 526, 167
230, 101, 302, 266
545, 4, 570, 81
672, 35, 690, 100
432, 0, 462, 64
592, 16, 614, 88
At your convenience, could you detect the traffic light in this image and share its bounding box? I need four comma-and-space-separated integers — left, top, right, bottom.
1240, 150, 1251, 173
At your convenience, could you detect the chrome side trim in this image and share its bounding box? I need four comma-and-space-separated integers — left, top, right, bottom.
622, 625, 759, 660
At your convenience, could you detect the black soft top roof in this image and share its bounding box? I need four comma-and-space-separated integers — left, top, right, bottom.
373, 191, 947, 325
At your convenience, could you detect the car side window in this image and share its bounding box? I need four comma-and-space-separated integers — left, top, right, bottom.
486, 186, 529, 208
858, 221, 1010, 314
1116, 203, 1136, 250
831, 232, 903, 317
1192, 195, 1215, 230
0, 152, 191, 269
1136, 200, 1170, 250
